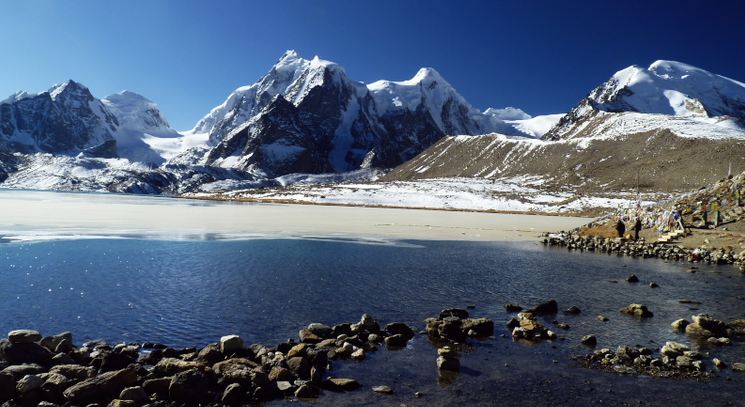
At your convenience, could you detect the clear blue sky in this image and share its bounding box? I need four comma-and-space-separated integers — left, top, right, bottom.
1, 0, 744, 130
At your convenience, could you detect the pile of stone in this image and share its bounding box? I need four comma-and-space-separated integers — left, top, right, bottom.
672, 314, 745, 343
574, 342, 713, 379
506, 300, 560, 342
0, 315, 415, 405
619, 303, 654, 318
424, 309, 494, 344
543, 232, 741, 270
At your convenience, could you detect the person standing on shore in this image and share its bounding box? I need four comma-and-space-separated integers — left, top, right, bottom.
615, 217, 626, 238
634, 217, 642, 241
712, 198, 720, 227
736, 183, 742, 207
701, 200, 708, 227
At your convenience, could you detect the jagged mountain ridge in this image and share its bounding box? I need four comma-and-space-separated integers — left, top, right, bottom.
545, 60, 745, 140
189, 50, 528, 176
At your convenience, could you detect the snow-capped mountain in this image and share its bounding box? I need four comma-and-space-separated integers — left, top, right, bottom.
102, 91, 182, 164
545, 60, 745, 140
189, 50, 523, 176
0, 80, 118, 156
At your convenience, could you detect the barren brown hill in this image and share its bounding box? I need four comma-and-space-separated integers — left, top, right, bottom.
384, 129, 745, 195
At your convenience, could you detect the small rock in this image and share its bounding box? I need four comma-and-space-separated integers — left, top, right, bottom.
597, 315, 609, 322
221, 383, 246, 405
504, 304, 523, 313
660, 341, 689, 357
581, 335, 597, 347
298, 329, 322, 344
294, 383, 319, 398
713, 358, 726, 369
16, 374, 43, 393
530, 299, 558, 315
620, 303, 653, 318
627, 275, 639, 283
325, 377, 360, 391
439, 308, 469, 319
671, 319, 689, 332
119, 386, 147, 404
436, 356, 460, 371
557, 323, 570, 330
307, 323, 333, 339
276, 381, 295, 393
351, 348, 365, 360
733, 362, 745, 372
219, 335, 244, 354
564, 306, 581, 315
169, 369, 208, 403
384, 322, 415, 340
8, 330, 42, 344
63, 368, 138, 404
649, 282, 659, 288
372, 385, 393, 394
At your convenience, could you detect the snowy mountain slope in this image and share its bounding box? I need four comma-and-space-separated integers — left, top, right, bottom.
187, 50, 524, 176
0, 80, 118, 157
102, 91, 183, 164
545, 60, 745, 140
505, 114, 564, 138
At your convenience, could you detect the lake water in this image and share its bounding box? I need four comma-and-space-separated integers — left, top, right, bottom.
2, 236, 745, 405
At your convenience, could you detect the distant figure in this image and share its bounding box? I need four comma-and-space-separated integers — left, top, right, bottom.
634, 217, 642, 241
673, 209, 684, 231
736, 183, 742, 207
615, 218, 626, 238
712, 198, 720, 227
701, 200, 708, 227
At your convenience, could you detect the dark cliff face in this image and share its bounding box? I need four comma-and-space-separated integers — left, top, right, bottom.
0, 81, 118, 156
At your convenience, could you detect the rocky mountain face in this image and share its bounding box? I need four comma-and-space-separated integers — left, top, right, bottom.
544, 60, 745, 141
0, 80, 118, 157
191, 51, 524, 177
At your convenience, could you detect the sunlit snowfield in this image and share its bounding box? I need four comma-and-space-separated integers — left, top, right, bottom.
2, 234, 745, 404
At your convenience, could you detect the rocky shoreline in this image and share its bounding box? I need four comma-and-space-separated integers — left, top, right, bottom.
2, 298, 745, 405
0, 310, 499, 406
542, 231, 745, 272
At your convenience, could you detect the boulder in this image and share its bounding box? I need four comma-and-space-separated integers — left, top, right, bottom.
142, 377, 171, 398
298, 329, 322, 344
504, 304, 523, 313
219, 335, 244, 354
384, 334, 408, 349
221, 383, 247, 405
16, 374, 43, 393
152, 358, 205, 376
306, 323, 333, 339
286, 356, 311, 378
671, 319, 689, 332
733, 362, 745, 372
213, 358, 258, 381
461, 318, 494, 337
626, 275, 639, 283
294, 383, 319, 398
581, 335, 597, 347
0, 372, 15, 401
351, 314, 380, 334
8, 330, 42, 344
2, 364, 44, 379
196, 344, 222, 364
688, 314, 728, 337
0, 341, 54, 365
372, 385, 393, 394
439, 308, 469, 320
49, 364, 96, 381
436, 356, 460, 371
620, 304, 653, 318
384, 323, 415, 340
530, 300, 558, 315
324, 377, 360, 391
169, 369, 208, 403
119, 386, 147, 404
40, 332, 73, 352
660, 341, 689, 357
63, 368, 138, 404
564, 306, 581, 315
268, 366, 295, 382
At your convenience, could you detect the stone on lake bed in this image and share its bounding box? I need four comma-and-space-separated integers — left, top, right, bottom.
8, 330, 42, 344
325, 377, 361, 391
306, 323, 333, 339
439, 308, 469, 319
564, 306, 581, 315
620, 304, 653, 318
660, 341, 689, 357
581, 335, 597, 347
713, 358, 726, 369
671, 319, 689, 331
626, 275, 639, 283
530, 299, 558, 315
504, 304, 523, 313
295, 383, 319, 398
437, 356, 460, 371
219, 335, 244, 354
732, 362, 745, 372
372, 385, 393, 394
597, 315, 609, 322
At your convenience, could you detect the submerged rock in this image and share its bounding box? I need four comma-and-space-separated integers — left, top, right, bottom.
620, 304, 653, 318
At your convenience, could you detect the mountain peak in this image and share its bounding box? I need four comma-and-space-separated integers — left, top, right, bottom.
48, 79, 92, 100
409, 67, 445, 85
